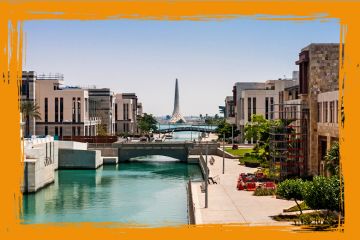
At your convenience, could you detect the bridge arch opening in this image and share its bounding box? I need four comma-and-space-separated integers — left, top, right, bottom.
129, 155, 182, 162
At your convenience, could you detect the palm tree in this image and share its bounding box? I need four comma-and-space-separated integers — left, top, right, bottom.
21, 100, 41, 137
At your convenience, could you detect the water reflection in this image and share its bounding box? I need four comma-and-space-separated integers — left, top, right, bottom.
22, 159, 202, 226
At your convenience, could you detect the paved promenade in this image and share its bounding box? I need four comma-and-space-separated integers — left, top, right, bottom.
192, 155, 295, 225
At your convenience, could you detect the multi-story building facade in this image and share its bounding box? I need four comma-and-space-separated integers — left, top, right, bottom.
26, 72, 100, 137
88, 88, 116, 135
114, 93, 141, 135
296, 43, 339, 176
232, 77, 298, 143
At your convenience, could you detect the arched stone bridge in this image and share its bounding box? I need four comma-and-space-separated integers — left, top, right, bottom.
112, 141, 219, 162
113, 142, 193, 162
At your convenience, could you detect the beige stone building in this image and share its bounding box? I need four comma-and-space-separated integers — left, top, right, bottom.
296, 43, 339, 176
33, 73, 100, 137
231, 77, 298, 143
115, 93, 142, 135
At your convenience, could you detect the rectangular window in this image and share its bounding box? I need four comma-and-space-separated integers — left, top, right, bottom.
270, 97, 274, 119
85, 98, 88, 113
60, 127, 63, 137
60, 97, 63, 122
323, 102, 328, 123
247, 97, 252, 121
265, 97, 269, 119
72, 97, 76, 123
77, 127, 81, 136
77, 97, 81, 123
72, 126, 76, 136
55, 97, 59, 122
330, 101, 334, 123
45, 126, 48, 135
44, 98, 48, 122
115, 103, 118, 121
240, 98, 244, 120
55, 126, 58, 136
252, 97, 256, 115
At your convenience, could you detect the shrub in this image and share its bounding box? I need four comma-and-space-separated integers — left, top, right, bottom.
299, 214, 313, 225
303, 176, 341, 212
253, 188, 276, 196
244, 159, 260, 168
276, 179, 305, 214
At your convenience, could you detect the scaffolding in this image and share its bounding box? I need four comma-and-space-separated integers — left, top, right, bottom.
269, 103, 308, 179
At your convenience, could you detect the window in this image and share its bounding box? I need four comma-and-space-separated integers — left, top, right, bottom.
72, 126, 76, 136
323, 102, 328, 123
247, 97, 251, 121
330, 101, 334, 123
72, 98, 76, 122
77, 127, 81, 136
115, 103, 118, 121
252, 97, 256, 115
55, 97, 58, 122
77, 98, 81, 122
270, 97, 274, 119
44, 98, 48, 122
45, 126, 48, 135
55, 126, 58, 136
60, 127, 63, 137
265, 97, 269, 119
60, 98, 63, 122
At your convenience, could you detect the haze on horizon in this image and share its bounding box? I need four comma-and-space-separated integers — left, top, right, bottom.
23, 19, 340, 116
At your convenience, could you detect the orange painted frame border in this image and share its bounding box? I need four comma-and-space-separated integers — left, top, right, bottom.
0, 1, 358, 240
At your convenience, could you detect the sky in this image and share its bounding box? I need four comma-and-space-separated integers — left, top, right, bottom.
23, 18, 340, 116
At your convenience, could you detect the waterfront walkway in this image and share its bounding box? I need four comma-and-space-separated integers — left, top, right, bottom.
192, 155, 295, 225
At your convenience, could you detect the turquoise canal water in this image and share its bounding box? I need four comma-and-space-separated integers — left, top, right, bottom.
22, 158, 202, 227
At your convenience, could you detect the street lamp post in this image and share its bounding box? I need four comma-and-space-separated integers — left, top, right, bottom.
223, 132, 225, 174
231, 124, 234, 146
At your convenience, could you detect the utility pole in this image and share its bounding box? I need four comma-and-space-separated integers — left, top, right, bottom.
231, 124, 234, 146
223, 132, 225, 174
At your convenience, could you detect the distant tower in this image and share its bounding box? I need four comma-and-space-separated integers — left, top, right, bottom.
170, 79, 186, 123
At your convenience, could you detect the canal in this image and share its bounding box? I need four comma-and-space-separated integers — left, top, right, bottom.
22, 155, 203, 226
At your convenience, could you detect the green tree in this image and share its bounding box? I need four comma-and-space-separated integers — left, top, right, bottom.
138, 113, 157, 134
276, 179, 306, 214
21, 100, 41, 136
303, 176, 341, 213
215, 120, 237, 139
324, 141, 340, 176
96, 123, 107, 136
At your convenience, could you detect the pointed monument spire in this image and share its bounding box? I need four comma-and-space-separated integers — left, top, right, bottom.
170, 78, 186, 123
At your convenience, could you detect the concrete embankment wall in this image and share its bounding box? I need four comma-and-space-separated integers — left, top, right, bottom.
58, 149, 102, 169
188, 143, 219, 155
22, 139, 58, 193
58, 141, 88, 150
